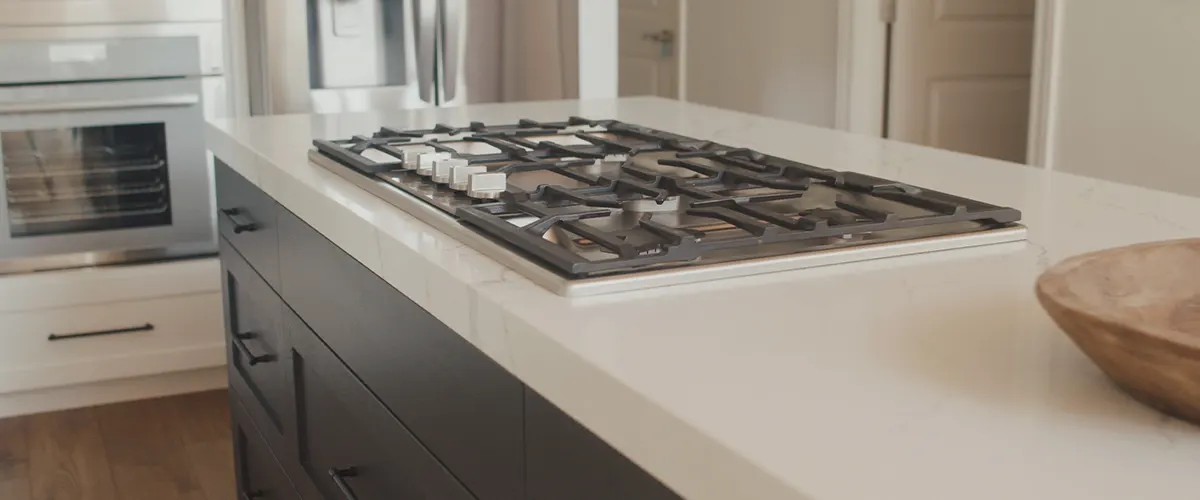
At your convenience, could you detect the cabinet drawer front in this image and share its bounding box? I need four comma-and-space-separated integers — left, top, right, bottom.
0, 258, 220, 314
287, 308, 475, 500
221, 237, 289, 450
278, 208, 524, 499
0, 292, 223, 393
232, 393, 302, 500
216, 159, 281, 290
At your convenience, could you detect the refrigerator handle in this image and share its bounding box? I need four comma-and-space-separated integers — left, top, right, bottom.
439, 0, 463, 102
413, 0, 438, 103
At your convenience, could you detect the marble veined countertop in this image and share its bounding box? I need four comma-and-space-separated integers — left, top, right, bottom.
207, 97, 1200, 500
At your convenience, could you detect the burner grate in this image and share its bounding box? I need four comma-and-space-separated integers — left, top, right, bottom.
311, 117, 1023, 279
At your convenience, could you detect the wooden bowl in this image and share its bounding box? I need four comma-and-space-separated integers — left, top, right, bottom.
1036, 238, 1200, 423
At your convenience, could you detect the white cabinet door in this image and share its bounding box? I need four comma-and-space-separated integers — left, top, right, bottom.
887, 0, 1035, 163
618, 0, 680, 98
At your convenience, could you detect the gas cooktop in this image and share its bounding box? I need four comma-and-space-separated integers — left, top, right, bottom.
310, 117, 1025, 296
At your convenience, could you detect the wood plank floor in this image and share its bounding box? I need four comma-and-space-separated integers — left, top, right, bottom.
0, 390, 234, 500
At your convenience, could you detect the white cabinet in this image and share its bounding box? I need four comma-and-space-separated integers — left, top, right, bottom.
0, 258, 225, 395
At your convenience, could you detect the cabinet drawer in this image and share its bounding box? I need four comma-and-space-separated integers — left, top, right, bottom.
526, 388, 682, 500
0, 292, 224, 393
232, 393, 302, 500
221, 237, 289, 452
286, 307, 475, 500
0, 258, 220, 314
278, 208, 524, 499
216, 159, 281, 290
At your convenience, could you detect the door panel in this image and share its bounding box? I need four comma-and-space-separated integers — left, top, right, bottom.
887, 0, 1034, 163
934, 0, 1035, 20
231, 394, 302, 500
216, 160, 281, 290
277, 207, 524, 500
618, 0, 679, 98
620, 58, 664, 98
929, 78, 1031, 162
221, 238, 289, 453
287, 308, 475, 500
0, 77, 212, 262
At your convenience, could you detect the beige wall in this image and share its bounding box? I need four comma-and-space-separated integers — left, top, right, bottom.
1048, 0, 1200, 196
684, 0, 840, 128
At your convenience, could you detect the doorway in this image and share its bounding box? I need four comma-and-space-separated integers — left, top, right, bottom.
617, 0, 680, 98
885, 0, 1036, 163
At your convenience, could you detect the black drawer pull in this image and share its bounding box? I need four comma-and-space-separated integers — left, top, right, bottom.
240, 490, 264, 500
232, 332, 275, 366
221, 208, 259, 234
48, 323, 154, 341
328, 467, 360, 500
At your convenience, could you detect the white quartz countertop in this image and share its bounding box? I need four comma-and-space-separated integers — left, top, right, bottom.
207, 97, 1200, 500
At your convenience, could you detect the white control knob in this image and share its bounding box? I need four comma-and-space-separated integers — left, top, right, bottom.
399, 148, 434, 170
450, 165, 488, 191
417, 152, 451, 176
466, 172, 508, 199
432, 158, 467, 184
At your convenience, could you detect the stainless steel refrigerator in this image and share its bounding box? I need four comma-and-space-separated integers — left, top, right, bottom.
243, 0, 581, 115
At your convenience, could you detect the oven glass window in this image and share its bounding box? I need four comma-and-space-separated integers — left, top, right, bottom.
2, 123, 172, 237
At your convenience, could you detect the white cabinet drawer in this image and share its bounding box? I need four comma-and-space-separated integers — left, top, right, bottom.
0, 292, 225, 393
0, 258, 220, 314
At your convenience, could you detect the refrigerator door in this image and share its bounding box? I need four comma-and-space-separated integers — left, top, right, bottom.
437, 0, 502, 106
245, 0, 435, 115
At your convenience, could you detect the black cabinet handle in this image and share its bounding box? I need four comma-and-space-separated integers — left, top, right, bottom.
48, 323, 154, 341
232, 332, 275, 366
240, 490, 264, 500
221, 208, 259, 234
328, 467, 360, 500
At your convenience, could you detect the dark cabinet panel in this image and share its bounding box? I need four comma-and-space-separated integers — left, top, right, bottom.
216, 160, 281, 291
231, 393, 302, 500
286, 307, 475, 500
526, 388, 683, 500
277, 208, 525, 499
215, 177, 685, 500
221, 237, 289, 452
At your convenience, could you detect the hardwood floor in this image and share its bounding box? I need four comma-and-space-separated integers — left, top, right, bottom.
0, 390, 234, 500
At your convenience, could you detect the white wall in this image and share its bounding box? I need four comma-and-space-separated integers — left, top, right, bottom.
684, 0, 840, 127
1044, 0, 1200, 196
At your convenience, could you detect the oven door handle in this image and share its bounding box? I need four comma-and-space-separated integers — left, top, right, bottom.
0, 94, 201, 115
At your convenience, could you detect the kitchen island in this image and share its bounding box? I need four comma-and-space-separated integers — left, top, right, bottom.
207, 97, 1200, 500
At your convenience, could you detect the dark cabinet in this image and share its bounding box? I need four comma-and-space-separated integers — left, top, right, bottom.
216, 160, 281, 290
221, 237, 289, 452
526, 388, 683, 500
217, 170, 685, 500
286, 307, 475, 500
278, 208, 525, 499
232, 394, 302, 500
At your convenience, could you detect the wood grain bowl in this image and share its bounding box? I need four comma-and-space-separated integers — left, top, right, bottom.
1036, 238, 1200, 424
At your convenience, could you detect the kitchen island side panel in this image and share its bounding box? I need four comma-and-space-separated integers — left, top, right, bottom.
216, 157, 683, 499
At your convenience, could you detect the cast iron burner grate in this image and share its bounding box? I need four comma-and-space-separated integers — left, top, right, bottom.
311, 117, 1022, 279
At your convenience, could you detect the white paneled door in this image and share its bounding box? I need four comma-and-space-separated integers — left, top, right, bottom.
887, 0, 1035, 163
618, 0, 679, 98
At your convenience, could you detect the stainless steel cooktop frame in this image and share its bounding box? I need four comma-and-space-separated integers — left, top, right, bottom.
311, 151, 1028, 297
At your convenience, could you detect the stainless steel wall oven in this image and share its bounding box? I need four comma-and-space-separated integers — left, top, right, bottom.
0, 36, 215, 273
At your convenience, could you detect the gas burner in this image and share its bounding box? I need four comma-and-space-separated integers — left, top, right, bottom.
309, 117, 1024, 294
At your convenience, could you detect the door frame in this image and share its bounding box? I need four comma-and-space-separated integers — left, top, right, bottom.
1026, 0, 1062, 168
834, 0, 888, 137
834, 0, 1058, 166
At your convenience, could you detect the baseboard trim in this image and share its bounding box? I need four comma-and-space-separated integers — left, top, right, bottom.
0, 366, 228, 419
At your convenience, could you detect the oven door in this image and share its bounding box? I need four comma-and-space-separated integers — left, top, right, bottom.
0, 77, 214, 273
